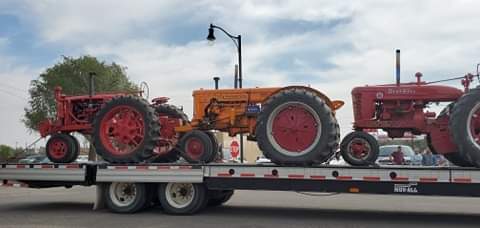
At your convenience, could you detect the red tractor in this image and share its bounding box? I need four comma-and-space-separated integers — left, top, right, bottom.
38, 75, 188, 163
340, 50, 480, 167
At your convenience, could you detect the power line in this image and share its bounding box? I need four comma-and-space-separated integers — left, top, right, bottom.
0, 88, 27, 101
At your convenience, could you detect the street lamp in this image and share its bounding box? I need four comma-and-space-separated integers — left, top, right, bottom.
207, 23, 244, 163
206, 23, 242, 89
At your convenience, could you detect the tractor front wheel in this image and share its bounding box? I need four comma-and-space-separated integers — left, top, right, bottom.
340, 131, 379, 166
256, 88, 339, 165
178, 130, 216, 163
46, 133, 79, 163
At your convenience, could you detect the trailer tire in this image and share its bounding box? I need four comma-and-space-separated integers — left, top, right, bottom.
46, 133, 79, 163
340, 131, 379, 166
256, 88, 339, 165
450, 88, 480, 167
105, 182, 148, 213
178, 130, 215, 163
158, 183, 208, 215
93, 96, 159, 163
207, 190, 234, 207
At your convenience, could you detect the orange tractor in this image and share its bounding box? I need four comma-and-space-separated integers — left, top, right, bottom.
40, 79, 343, 165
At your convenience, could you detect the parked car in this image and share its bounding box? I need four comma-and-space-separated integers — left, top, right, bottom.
377, 145, 415, 165
18, 155, 50, 164
255, 155, 271, 164
75, 155, 89, 163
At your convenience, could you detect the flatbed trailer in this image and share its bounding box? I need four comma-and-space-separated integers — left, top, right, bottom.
1, 162, 480, 214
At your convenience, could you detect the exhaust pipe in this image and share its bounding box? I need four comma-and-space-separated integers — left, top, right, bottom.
89, 72, 96, 105
213, 77, 220, 89
396, 49, 400, 86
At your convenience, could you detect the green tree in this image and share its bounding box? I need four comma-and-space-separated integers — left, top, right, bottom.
23, 56, 138, 132
0, 145, 15, 161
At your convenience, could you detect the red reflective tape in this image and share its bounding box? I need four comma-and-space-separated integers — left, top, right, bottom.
310, 175, 326, 180
65, 164, 79, 169
16, 164, 26, 169
392, 176, 409, 181
115, 166, 128, 170
135, 166, 148, 170
453, 177, 472, 183
240, 173, 255, 177
419, 177, 437, 182
179, 166, 192, 170
157, 166, 170, 170
264, 174, 278, 178
363, 176, 381, 181
41, 164, 53, 169
217, 173, 232, 177
336, 176, 353, 180
288, 174, 304, 179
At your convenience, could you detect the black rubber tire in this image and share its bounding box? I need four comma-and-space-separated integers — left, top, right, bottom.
205, 131, 220, 162
207, 190, 234, 207
46, 133, 78, 163
158, 183, 208, 215
152, 104, 189, 163
255, 88, 340, 165
450, 88, 480, 167
178, 130, 215, 163
66, 134, 80, 162
155, 104, 189, 124
444, 153, 473, 167
105, 182, 148, 213
340, 131, 379, 166
92, 96, 159, 163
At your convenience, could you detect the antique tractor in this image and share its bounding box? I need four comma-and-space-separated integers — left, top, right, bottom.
340, 50, 480, 167
40, 75, 343, 165
38, 75, 188, 163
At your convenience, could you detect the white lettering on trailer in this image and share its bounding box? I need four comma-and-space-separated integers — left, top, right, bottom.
394, 183, 418, 193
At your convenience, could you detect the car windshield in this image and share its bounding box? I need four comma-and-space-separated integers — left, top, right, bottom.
379, 146, 415, 157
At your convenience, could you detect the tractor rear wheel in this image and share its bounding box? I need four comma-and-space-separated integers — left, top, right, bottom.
256, 88, 339, 165
340, 131, 379, 166
450, 88, 480, 167
92, 96, 159, 163
46, 133, 79, 163
178, 130, 216, 163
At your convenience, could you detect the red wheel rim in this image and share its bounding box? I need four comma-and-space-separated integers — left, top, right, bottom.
347, 138, 371, 159
99, 105, 145, 156
468, 104, 480, 147
185, 138, 204, 160
270, 103, 320, 154
48, 138, 68, 159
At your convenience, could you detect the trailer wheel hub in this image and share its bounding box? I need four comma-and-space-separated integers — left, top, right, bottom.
165, 183, 195, 209
268, 102, 321, 156
99, 105, 145, 156
109, 182, 137, 207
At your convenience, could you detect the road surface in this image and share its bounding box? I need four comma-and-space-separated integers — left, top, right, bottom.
0, 186, 479, 227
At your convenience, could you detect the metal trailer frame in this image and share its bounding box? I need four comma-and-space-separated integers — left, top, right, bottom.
2, 163, 480, 196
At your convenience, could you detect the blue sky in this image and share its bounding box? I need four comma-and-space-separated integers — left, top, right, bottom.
1, 0, 480, 147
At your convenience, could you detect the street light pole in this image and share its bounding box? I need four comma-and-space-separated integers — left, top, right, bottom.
207, 23, 244, 163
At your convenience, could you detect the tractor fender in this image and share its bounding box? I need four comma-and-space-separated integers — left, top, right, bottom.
267, 86, 344, 112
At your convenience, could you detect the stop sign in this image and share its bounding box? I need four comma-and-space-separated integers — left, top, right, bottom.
230, 140, 239, 158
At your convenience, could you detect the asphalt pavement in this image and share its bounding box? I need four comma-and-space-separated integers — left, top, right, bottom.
0, 186, 480, 228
